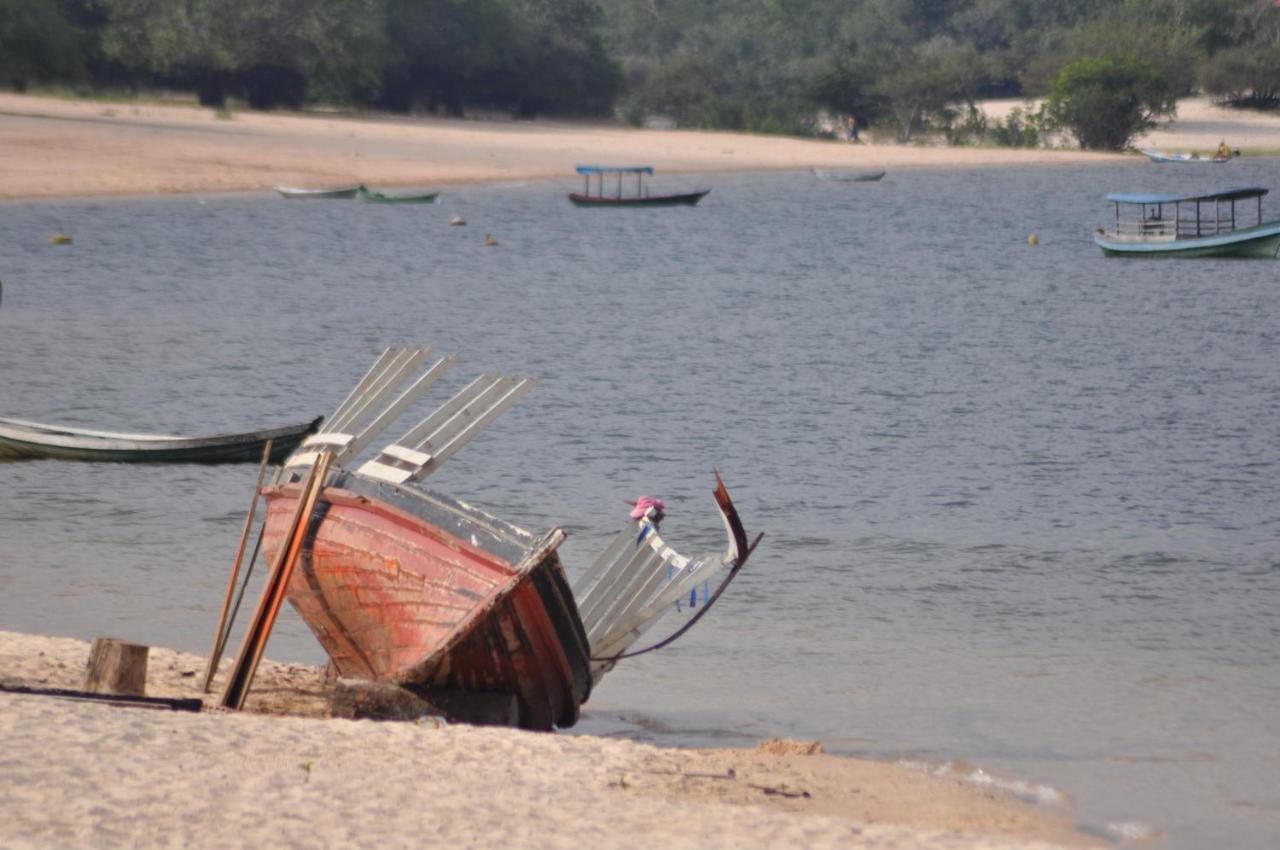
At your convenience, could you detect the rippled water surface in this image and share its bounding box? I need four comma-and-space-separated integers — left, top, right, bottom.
2, 164, 1277, 849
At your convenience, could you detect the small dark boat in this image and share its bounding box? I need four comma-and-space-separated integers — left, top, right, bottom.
569, 166, 709, 207
255, 346, 755, 730
358, 185, 439, 204
0, 416, 322, 463
811, 168, 886, 182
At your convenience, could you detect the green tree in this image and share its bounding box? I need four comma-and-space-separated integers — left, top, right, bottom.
1044, 55, 1174, 149
0, 0, 85, 90
100, 0, 381, 108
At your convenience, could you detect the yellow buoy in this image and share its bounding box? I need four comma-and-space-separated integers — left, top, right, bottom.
483, 234, 498, 247
49, 233, 72, 245
1027, 233, 1039, 246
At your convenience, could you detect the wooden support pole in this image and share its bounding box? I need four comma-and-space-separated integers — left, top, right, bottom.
202, 439, 273, 692
219, 450, 332, 710
84, 638, 149, 697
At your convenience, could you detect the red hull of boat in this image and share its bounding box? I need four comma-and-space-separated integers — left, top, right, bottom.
261, 484, 590, 730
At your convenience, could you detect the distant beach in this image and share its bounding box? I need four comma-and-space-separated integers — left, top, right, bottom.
2, 93, 1276, 202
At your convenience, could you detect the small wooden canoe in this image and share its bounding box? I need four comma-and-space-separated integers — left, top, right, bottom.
358, 185, 439, 204
275, 185, 360, 199
812, 169, 886, 182
0, 416, 322, 463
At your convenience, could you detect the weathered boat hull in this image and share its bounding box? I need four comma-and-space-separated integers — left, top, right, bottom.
1095, 221, 1280, 258
1141, 149, 1230, 164
812, 169, 886, 182
0, 416, 321, 463
261, 474, 591, 730
568, 190, 710, 207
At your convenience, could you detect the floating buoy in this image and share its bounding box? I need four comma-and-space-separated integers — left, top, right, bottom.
49, 233, 72, 245
1027, 233, 1039, 246
483, 233, 498, 247
449, 215, 466, 226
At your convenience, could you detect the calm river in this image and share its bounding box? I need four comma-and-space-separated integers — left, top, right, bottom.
1, 162, 1277, 850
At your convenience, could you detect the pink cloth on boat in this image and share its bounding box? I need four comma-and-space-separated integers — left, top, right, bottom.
629, 496, 666, 519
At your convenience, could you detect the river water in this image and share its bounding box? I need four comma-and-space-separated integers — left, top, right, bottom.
1, 163, 1277, 849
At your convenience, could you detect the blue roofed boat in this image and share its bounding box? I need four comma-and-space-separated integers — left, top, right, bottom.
569, 166, 709, 207
1094, 186, 1280, 258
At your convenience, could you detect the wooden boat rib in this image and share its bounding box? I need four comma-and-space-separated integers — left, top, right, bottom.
258, 345, 755, 730
274, 185, 360, 200
358, 185, 439, 204
0, 415, 322, 463
569, 165, 709, 207
1095, 186, 1280, 258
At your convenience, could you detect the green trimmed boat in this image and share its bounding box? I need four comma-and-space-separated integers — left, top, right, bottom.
358, 185, 439, 204
0, 415, 322, 463
1095, 187, 1280, 258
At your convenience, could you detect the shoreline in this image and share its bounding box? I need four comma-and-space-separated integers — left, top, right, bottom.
0, 91, 1129, 201
0, 628, 1101, 849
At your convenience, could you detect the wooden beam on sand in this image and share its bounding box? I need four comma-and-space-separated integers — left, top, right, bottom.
219, 450, 332, 710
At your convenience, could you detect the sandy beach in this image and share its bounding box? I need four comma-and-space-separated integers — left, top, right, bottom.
0, 91, 1132, 200
0, 630, 1099, 850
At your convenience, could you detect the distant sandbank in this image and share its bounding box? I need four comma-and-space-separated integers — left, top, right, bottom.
0, 91, 1134, 201
0, 629, 1100, 850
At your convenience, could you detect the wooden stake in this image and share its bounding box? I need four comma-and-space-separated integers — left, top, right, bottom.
219, 451, 332, 710
84, 638, 149, 696
202, 439, 273, 692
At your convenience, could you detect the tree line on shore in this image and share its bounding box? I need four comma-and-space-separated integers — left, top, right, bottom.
2, 0, 1278, 150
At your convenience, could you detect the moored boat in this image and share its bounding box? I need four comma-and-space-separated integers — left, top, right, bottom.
811, 169, 886, 182
253, 346, 755, 730
0, 416, 322, 463
569, 166, 709, 207
357, 185, 439, 204
1141, 149, 1231, 164
1094, 187, 1280, 258
275, 185, 360, 199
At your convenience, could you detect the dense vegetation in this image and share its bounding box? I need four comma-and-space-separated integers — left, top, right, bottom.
2, 0, 1279, 149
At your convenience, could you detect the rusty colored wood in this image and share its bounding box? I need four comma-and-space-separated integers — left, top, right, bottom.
84, 638, 149, 697
219, 451, 331, 710
202, 439, 273, 692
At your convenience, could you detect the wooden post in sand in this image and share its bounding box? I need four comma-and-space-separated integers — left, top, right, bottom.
202, 439, 273, 692
84, 638, 149, 696
219, 451, 332, 710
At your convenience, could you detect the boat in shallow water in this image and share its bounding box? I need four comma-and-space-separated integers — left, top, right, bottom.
254, 346, 756, 729
357, 185, 439, 204
274, 185, 360, 200
1094, 186, 1280, 258
569, 166, 709, 207
0, 416, 322, 463
811, 169, 886, 182
1141, 149, 1231, 164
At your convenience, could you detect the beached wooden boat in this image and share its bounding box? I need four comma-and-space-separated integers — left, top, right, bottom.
811, 169, 886, 182
275, 185, 360, 200
358, 185, 439, 204
569, 166, 709, 207
256, 346, 755, 730
1095, 187, 1280, 258
1141, 149, 1231, 164
0, 416, 322, 463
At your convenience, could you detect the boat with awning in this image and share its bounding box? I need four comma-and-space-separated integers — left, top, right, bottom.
1094, 186, 1280, 258
569, 166, 709, 207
